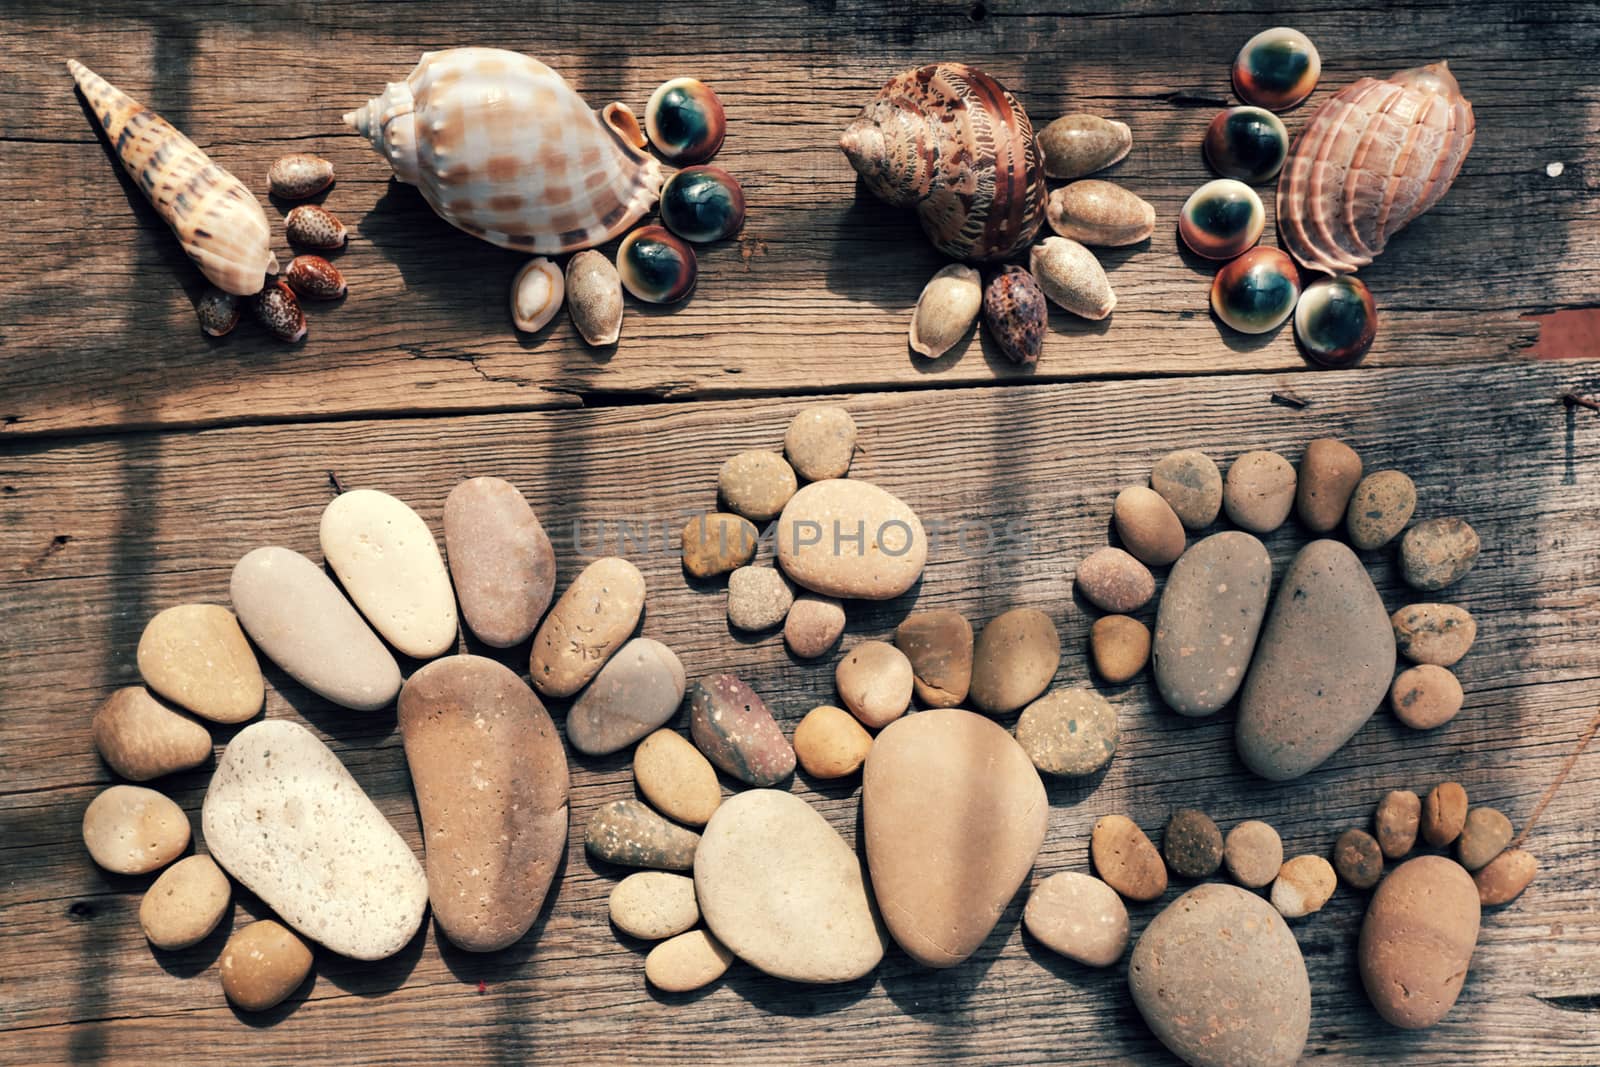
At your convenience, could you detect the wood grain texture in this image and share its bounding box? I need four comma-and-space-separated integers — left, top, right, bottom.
2, 0, 1598, 436
4, 362, 1599, 1064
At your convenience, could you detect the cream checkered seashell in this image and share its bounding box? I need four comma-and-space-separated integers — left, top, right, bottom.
345, 48, 664, 254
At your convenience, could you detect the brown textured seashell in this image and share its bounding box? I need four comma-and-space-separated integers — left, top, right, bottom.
840, 63, 1046, 262
253, 280, 307, 342
1030, 237, 1116, 320
565, 250, 623, 346
195, 288, 240, 337
1038, 114, 1132, 179
982, 265, 1047, 365
267, 154, 335, 200
285, 204, 347, 250
285, 255, 347, 300
1277, 62, 1475, 275
1046, 180, 1155, 246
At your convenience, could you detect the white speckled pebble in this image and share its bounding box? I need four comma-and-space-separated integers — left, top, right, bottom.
609, 872, 700, 940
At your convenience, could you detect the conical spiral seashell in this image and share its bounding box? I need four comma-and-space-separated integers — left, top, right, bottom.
344, 48, 664, 255
1277, 62, 1474, 275
840, 63, 1047, 262
68, 60, 278, 296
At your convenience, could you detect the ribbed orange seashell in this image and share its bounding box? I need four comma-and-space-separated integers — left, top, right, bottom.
840, 63, 1046, 262
1277, 62, 1475, 275
345, 48, 663, 255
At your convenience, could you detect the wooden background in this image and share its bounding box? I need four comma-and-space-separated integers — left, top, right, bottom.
2, 0, 1598, 1063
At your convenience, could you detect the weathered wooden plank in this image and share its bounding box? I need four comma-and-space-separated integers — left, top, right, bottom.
2, 0, 1596, 435
2, 362, 1598, 1063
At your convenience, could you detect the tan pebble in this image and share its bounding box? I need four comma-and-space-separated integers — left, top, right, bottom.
1090, 814, 1166, 902
1023, 871, 1129, 967
969, 607, 1060, 715
139, 854, 230, 949
267, 153, 334, 200
92, 687, 211, 781
1224, 819, 1282, 888
1400, 517, 1481, 591
645, 929, 734, 992
608, 871, 699, 940
682, 512, 758, 578
783, 405, 857, 481
83, 785, 190, 875
1016, 688, 1118, 777
835, 640, 913, 728
565, 250, 623, 345
1473, 848, 1537, 906
1374, 790, 1422, 859
774, 479, 928, 600
1089, 615, 1150, 683
909, 264, 982, 358
783, 593, 845, 658
1113, 485, 1185, 566
718, 450, 798, 523
1391, 664, 1464, 729
1223, 450, 1296, 533
284, 204, 346, 250
1392, 604, 1477, 667
1046, 180, 1155, 246
793, 706, 872, 779
726, 566, 793, 631
220, 919, 312, 1012
634, 730, 722, 827
1331, 828, 1384, 890
1358, 855, 1479, 1028
894, 609, 973, 707
1345, 469, 1416, 550
1295, 438, 1363, 534
1421, 781, 1469, 846
530, 557, 645, 697
138, 604, 264, 725
1075, 547, 1156, 613
1457, 807, 1513, 871
1038, 113, 1132, 180
320, 490, 458, 660
1150, 449, 1222, 530
1271, 855, 1336, 918
1029, 236, 1116, 320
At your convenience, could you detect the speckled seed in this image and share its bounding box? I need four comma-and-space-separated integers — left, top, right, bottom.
1163, 808, 1223, 879
267, 153, 334, 200
1113, 485, 1186, 566
252, 280, 306, 342
982, 264, 1047, 365
1091, 814, 1166, 902
1150, 449, 1223, 529
792, 705, 873, 779
1224, 819, 1283, 889
585, 799, 700, 870
1016, 688, 1119, 777
1422, 782, 1469, 847
1332, 828, 1384, 889
1391, 664, 1464, 729
1024, 871, 1130, 967
634, 729, 722, 828
1030, 237, 1116, 320
1457, 807, 1513, 871
1037, 114, 1132, 179
1474, 849, 1537, 907
284, 204, 347, 250
783, 593, 846, 658
139, 854, 231, 950
909, 264, 983, 359
1089, 615, 1150, 684
220, 920, 313, 1012
1223, 450, 1296, 533
1401, 518, 1481, 591
1271, 855, 1336, 918
645, 929, 734, 992
783, 406, 857, 481
1046, 181, 1156, 246
1295, 438, 1363, 533
1392, 604, 1477, 667
1075, 547, 1156, 613
285, 255, 346, 300
835, 640, 914, 729
608, 871, 700, 940
1345, 470, 1417, 550
681, 513, 758, 578
718, 451, 798, 523
82, 785, 191, 875
726, 566, 794, 631
1375, 790, 1422, 859
196, 287, 240, 336
565, 250, 623, 345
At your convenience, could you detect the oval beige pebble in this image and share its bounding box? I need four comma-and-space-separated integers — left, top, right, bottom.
1089, 615, 1150, 683
894, 608, 973, 707
1359, 855, 1480, 1028
220, 919, 313, 1012
586, 799, 701, 870
566, 638, 687, 756
1151, 449, 1223, 530
203, 720, 428, 960
635, 730, 722, 827
1391, 664, 1464, 729
1422, 781, 1469, 846
530, 556, 645, 698
718, 450, 799, 523
443, 476, 556, 648
1075, 547, 1155, 613
726, 566, 794, 631
1392, 604, 1477, 667
1474, 848, 1537, 907
793, 705, 872, 779
1016, 688, 1118, 777
140, 854, 230, 950
319, 489, 458, 659
909, 264, 982, 359
92, 687, 211, 781
695, 789, 885, 983
1271, 855, 1337, 918
646, 929, 734, 992
1152, 530, 1272, 716
1024, 871, 1129, 967
1457, 807, 1513, 871
835, 640, 914, 729
783, 405, 857, 481
1375, 789, 1422, 859
1091, 814, 1167, 902
137, 604, 264, 724
1224, 450, 1296, 534
969, 607, 1060, 715
1113, 485, 1185, 566
783, 593, 846, 658
1332, 828, 1384, 890
1345, 469, 1417, 550
1030, 236, 1116, 319
682, 512, 759, 578
609, 871, 699, 940
1038, 113, 1132, 179
1295, 438, 1363, 534
1224, 819, 1283, 889
1046, 180, 1155, 246
230, 546, 401, 712
83, 785, 190, 875
1401, 517, 1481, 591
776, 479, 927, 600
